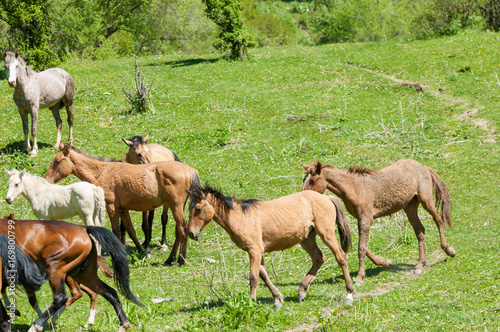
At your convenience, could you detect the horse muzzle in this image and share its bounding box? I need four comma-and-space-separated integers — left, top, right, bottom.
7, 80, 16, 88
5, 197, 13, 204
188, 231, 199, 241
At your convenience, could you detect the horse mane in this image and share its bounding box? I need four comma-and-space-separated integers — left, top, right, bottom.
192, 184, 261, 214
347, 164, 377, 175
125, 135, 147, 148
69, 145, 121, 162
22, 171, 52, 184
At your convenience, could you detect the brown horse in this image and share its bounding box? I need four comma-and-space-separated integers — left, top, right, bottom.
0, 232, 45, 332
187, 185, 354, 308
0, 217, 142, 332
121, 134, 181, 257
45, 142, 200, 265
4, 52, 74, 157
301, 159, 456, 285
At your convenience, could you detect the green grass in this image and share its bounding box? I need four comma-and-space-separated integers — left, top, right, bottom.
0, 30, 498, 331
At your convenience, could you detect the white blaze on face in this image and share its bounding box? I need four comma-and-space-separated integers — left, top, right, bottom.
301, 174, 311, 191
7, 58, 18, 86
144, 146, 149, 152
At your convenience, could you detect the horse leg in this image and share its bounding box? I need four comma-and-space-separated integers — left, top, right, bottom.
258, 257, 284, 309
419, 192, 456, 257
80, 284, 99, 327
164, 203, 186, 266
404, 198, 427, 274
120, 221, 127, 244
314, 220, 354, 305
1, 293, 20, 317
18, 108, 31, 154
354, 215, 375, 285
160, 208, 169, 251
141, 210, 153, 258
74, 274, 130, 332
50, 105, 63, 149
107, 205, 122, 242
298, 232, 326, 302
120, 210, 145, 255
29, 276, 67, 332
248, 251, 263, 303
65, 104, 73, 143
29, 107, 38, 157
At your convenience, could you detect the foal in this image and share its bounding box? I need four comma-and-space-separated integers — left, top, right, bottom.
188, 185, 355, 308
302, 159, 455, 284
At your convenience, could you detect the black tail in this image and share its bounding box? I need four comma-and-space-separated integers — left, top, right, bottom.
328, 196, 352, 253
0, 234, 45, 293
86, 227, 143, 306
173, 151, 181, 162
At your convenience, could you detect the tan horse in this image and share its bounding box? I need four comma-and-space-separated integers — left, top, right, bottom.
188, 185, 355, 308
301, 159, 456, 285
45, 142, 200, 265
4, 52, 74, 157
121, 134, 181, 257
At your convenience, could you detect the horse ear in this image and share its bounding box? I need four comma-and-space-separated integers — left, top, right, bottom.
58, 142, 65, 150
19, 169, 26, 177
144, 133, 150, 143
301, 163, 309, 170
122, 138, 133, 147
15, 51, 18, 58
313, 161, 322, 175
5, 169, 13, 177
62, 143, 72, 156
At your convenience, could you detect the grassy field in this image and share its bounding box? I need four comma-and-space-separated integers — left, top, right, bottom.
0, 30, 498, 331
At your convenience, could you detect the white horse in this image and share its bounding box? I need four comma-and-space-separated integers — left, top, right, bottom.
5, 169, 106, 227
4, 51, 74, 157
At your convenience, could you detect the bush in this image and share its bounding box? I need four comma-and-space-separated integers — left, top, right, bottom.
247, 13, 298, 47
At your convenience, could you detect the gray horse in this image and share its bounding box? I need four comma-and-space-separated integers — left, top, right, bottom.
4, 51, 74, 157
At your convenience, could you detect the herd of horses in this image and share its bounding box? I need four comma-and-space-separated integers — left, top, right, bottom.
1, 52, 456, 331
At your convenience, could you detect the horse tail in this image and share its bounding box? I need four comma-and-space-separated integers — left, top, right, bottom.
328, 196, 352, 253
86, 226, 143, 306
428, 167, 453, 228
0, 233, 45, 293
172, 151, 181, 162
93, 186, 107, 227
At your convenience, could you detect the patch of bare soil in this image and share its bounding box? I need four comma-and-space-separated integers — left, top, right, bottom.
345, 63, 497, 143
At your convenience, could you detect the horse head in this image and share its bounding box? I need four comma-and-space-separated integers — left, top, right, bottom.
122, 134, 152, 164
301, 161, 327, 193
187, 187, 215, 241
4, 51, 20, 87
45, 143, 74, 183
5, 168, 26, 204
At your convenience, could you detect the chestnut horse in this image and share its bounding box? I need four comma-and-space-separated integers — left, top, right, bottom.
0, 217, 142, 332
121, 134, 181, 257
4, 51, 74, 157
301, 159, 456, 285
45, 142, 200, 265
188, 185, 354, 308
0, 232, 45, 332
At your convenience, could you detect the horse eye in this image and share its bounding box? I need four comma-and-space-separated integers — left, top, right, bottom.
137, 153, 142, 158
196, 208, 202, 213
309, 179, 316, 185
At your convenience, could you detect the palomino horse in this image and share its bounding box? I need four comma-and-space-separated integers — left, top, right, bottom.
45, 142, 200, 265
4, 52, 74, 157
5, 169, 106, 227
301, 159, 456, 285
0, 232, 45, 332
121, 134, 181, 257
0, 217, 142, 332
187, 185, 355, 308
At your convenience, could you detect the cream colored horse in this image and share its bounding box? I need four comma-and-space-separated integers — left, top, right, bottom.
188, 185, 354, 308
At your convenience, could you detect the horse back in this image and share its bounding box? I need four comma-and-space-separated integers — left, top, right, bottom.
36, 68, 74, 107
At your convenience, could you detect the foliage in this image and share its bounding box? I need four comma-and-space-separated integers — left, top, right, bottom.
0, 151, 34, 171
0, 0, 58, 69
202, 0, 254, 59
480, 0, 500, 31
221, 292, 270, 329
122, 55, 153, 114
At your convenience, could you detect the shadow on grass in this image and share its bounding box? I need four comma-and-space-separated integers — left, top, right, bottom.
148, 58, 220, 68
1, 140, 53, 155
12, 324, 31, 331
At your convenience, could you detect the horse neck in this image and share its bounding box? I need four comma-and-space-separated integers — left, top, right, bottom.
69, 152, 109, 184
324, 167, 359, 200
14, 62, 32, 88
208, 196, 238, 236
20, 175, 45, 204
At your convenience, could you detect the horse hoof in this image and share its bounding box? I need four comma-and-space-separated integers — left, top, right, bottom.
273, 302, 282, 310
27, 324, 43, 332
298, 291, 307, 302
354, 281, 363, 287
446, 247, 456, 257
160, 245, 169, 252
30, 150, 38, 157
146, 253, 152, 259
117, 322, 131, 332
386, 259, 393, 267
345, 293, 354, 306
413, 268, 423, 275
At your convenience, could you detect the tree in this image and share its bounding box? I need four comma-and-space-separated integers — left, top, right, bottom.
202, 0, 254, 59
0, 0, 57, 68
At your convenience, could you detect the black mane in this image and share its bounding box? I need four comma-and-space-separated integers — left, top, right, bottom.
190, 184, 261, 213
